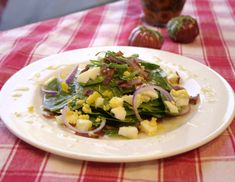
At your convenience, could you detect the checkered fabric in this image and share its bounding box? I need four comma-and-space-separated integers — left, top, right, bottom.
0, 0, 235, 181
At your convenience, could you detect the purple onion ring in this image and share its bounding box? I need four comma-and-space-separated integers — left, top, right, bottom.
132, 85, 174, 121
61, 106, 106, 137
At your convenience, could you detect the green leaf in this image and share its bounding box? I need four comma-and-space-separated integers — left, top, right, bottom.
108, 63, 128, 70
45, 78, 60, 91
80, 76, 104, 86
149, 71, 172, 91
140, 61, 160, 70
138, 99, 166, 118
43, 94, 72, 112
103, 128, 119, 136
42, 78, 82, 112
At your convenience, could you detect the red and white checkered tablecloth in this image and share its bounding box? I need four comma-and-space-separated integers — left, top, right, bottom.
0, 0, 235, 181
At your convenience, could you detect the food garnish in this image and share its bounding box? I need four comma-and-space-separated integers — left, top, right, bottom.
128, 26, 164, 49
167, 15, 199, 43
41, 51, 199, 139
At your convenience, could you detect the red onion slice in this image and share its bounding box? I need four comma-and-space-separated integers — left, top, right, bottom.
65, 65, 78, 84
132, 85, 174, 121
117, 78, 142, 88
61, 106, 106, 137
41, 87, 58, 96
57, 65, 78, 84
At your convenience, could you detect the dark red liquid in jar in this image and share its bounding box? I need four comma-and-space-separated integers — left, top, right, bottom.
141, 0, 186, 27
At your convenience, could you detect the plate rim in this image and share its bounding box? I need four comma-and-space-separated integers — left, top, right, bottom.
0, 46, 235, 162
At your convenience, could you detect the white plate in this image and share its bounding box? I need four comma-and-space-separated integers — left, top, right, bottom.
0, 46, 234, 162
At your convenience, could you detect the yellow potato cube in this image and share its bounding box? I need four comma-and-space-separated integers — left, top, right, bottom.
78, 114, 89, 120
109, 97, 123, 108
164, 101, 179, 114
65, 110, 79, 125
118, 126, 138, 139
123, 71, 130, 77
167, 73, 180, 85
82, 104, 92, 113
170, 89, 190, 107
103, 90, 113, 98
76, 119, 92, 131
140, 119, 158, 136
77, 67, 100, 83
122, 95, 133, 105
86, 91, 101, 105
141, 90, 158, 99
111, 106, 126, 121
95, 97, 104, 108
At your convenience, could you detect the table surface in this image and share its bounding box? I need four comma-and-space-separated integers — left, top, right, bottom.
0, 0, 235, 181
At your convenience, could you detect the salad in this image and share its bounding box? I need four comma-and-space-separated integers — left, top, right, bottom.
41, 51, 199, 139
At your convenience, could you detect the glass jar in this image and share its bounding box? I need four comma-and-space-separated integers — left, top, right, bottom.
141, 0, 186, 27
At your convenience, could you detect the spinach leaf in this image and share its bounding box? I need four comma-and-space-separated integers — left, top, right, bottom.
140, 61, 160, 70
108, 63, 128, 70
80, 76, 104, 86
149, 71, 172, 91
45, 78, 60, 91
138, 99, 166, 118
103, 128, 119, 136
42, 78, 82, 112
43, 94, 72, 112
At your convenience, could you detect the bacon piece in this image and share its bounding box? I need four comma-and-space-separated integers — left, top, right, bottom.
80, 65, 90, 73
84, 89, 94, 96
172, 85, 184, 90
105, 55, 124, 64
117, 78, 142, 88
101, 66, 115, 85
115, 51, 124, 56
127, 58, 149, 79
189, 94, 200, 105
40, 106, 56, 119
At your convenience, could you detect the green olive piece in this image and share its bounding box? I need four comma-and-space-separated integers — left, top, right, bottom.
167, 15, 199, 43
